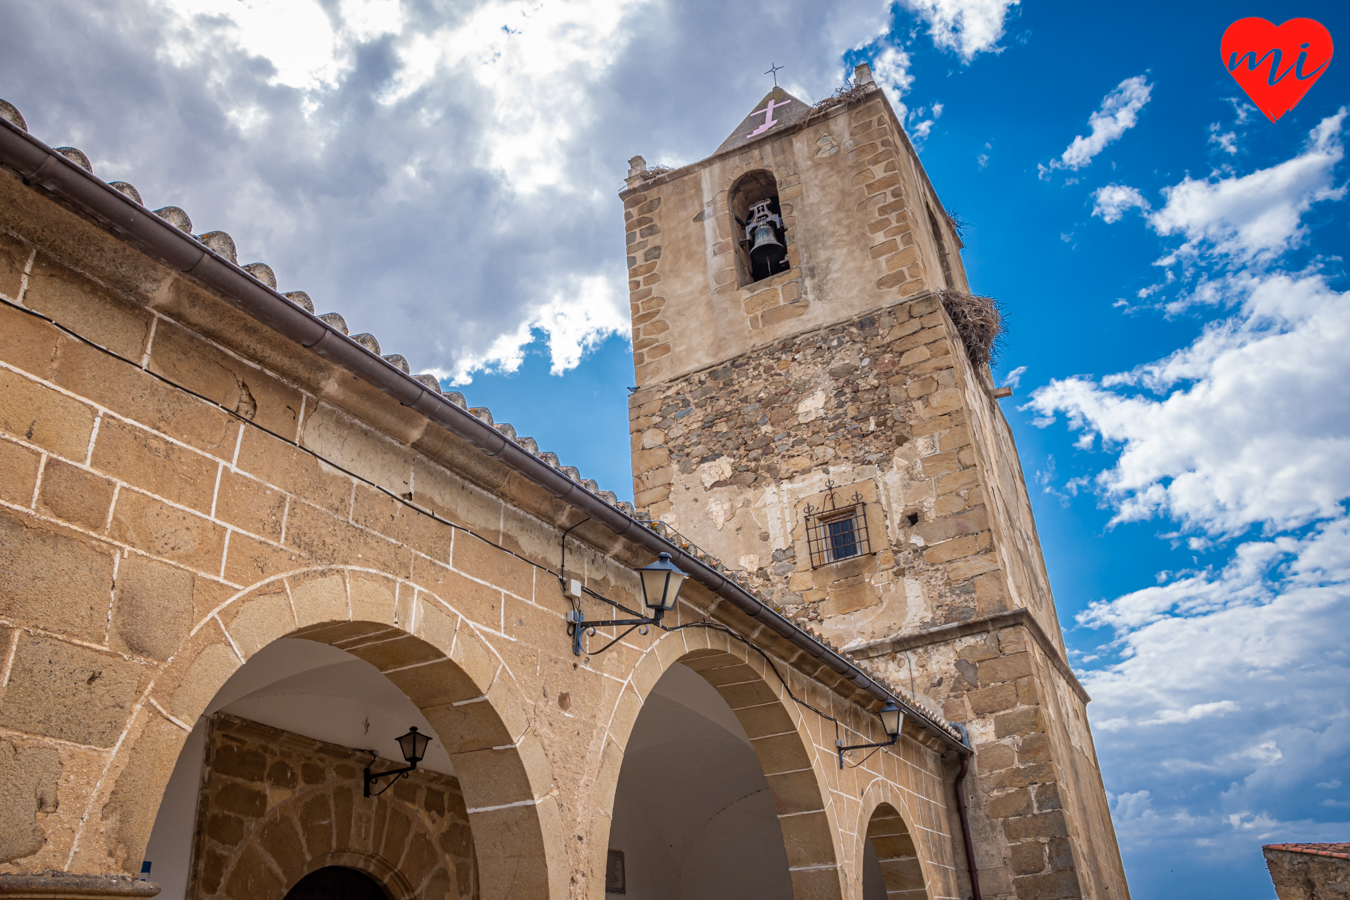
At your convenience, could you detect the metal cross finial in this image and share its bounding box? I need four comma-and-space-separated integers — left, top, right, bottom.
765, 63, 785, 86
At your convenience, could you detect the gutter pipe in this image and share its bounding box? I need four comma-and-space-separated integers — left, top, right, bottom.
953, 725, 983, 900
0, 117, 970, 755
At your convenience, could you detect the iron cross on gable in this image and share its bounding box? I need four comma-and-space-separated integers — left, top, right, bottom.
749, 98, 792, 137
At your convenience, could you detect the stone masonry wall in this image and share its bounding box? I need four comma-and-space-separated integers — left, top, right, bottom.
0, 150, 968, 900
189, 714, 476, 900
622, 89, 948, 391
625, 297, 1127, 900
621, 85, 1129, 900
627, 292, 1006, 643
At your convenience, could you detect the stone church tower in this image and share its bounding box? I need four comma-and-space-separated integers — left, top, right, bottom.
621, 65, 1131, 900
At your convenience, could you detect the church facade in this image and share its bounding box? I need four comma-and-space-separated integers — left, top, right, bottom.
0, 62, 1126, 900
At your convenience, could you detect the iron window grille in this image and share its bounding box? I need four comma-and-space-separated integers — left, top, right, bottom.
803, 481, 872, 568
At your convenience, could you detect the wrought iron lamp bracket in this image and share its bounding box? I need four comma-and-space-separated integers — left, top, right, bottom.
364, 761, 418, 797
567, 608, 666, 657
835, 731, 899, 769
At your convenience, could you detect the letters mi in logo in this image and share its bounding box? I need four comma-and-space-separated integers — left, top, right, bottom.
1222, 18, 1333, 122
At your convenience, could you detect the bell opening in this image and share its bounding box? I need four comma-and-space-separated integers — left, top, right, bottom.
729, 170, 791, 286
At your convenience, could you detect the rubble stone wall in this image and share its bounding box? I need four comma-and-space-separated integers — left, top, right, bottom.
1264, 848, 1350, 900
188, 714, 476, 900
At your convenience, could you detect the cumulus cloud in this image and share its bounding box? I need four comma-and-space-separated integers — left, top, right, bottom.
1036, 106, 1350, 863
1092, 184, 1150, 223
899, 0, 1020, 61
1081, 516, 1350, 855
870, 45, 916, 102
1149, 109, 1347, 264
3, 0, 911, 385
1209, 123, 1238, 156
858, 45, 944, 149
1042, 75, 1151, 175
1028, 272, 1350, 534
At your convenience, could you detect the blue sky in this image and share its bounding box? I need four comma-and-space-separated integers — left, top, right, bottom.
4, 0, 1347, 896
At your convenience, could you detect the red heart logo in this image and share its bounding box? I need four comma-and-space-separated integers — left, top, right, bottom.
1222, 18, 1333, 122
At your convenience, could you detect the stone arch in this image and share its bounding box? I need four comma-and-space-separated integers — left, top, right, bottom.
79, 566, 563, 900
728, 168, 791, 285
187, 714, 468, 900
591, 626, 846, 900
854, 784, 931, 900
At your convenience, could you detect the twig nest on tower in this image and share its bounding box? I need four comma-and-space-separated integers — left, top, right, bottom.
939, 290, 1003, 368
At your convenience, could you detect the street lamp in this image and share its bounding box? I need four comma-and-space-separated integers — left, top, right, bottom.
567, 553, 689, 656
364, 726, 431, 797
837, 702, 903, 768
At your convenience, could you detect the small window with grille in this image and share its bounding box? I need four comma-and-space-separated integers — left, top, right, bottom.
803, 483, 872, 568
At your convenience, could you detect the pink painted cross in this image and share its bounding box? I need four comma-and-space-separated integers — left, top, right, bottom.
748, 98, 792, 137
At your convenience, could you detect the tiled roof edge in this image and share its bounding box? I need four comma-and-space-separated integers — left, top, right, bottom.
0, 98, 968, 752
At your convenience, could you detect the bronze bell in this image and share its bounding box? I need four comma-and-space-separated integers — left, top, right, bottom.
749, 221, 783, 254
749, 221, 787, 274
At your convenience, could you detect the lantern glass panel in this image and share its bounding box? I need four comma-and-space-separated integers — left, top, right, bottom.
396, 727, 430, 764
639, 553, 688, 611
879, 703, 902, 737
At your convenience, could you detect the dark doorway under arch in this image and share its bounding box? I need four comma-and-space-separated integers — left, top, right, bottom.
284, 866, 390, 900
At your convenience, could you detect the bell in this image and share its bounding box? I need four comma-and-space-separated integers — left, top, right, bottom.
749, 222, 787, 274
749, 222, 782, 253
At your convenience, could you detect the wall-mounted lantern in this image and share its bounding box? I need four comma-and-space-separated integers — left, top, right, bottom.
364, 726, 431, 797
837, 702, 903, 768
566, 552, 689, 656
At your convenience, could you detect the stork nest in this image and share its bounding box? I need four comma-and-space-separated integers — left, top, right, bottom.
939, 290, 1003, 368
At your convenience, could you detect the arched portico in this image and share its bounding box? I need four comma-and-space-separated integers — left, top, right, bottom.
69, 567, 564, 900
590, 626, 848, 900
854, 785, 931, 900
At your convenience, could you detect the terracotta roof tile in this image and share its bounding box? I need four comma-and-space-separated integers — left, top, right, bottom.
1264, 843, 1350, 860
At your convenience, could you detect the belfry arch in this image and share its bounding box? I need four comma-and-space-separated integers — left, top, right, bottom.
728, 169, 790, 284
592, 629, 847, 900
89, 567, 563, 900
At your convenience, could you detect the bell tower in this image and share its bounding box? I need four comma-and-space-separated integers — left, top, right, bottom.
620, 65, 1131, 900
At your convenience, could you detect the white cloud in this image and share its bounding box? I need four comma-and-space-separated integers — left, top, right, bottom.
449, 270, 628, 383
382, 0, 645, 193
1044, 75, 1151, 174
907, 103, 943, 146
1028, 272, 1350, 535
868, 46, 943, 148
1149, 109, 1347, 264
871, 46, 916, 110
899, 0, 1020, 61
157, 0, 343, 91
1079, 514, 1350, 859
1209, 123, 1238, 156
1001, 364, 1026, 388
1092, 183, 1150, 223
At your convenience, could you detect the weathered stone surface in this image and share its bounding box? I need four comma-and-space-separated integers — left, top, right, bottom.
0, 636, 141, 747
37, 458, 116, 531
189, 716, 476, 900
109, 554, 195, 661
1264, 846, 1350, 900
0, 508, 115, 641
0, 740, 61, 864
